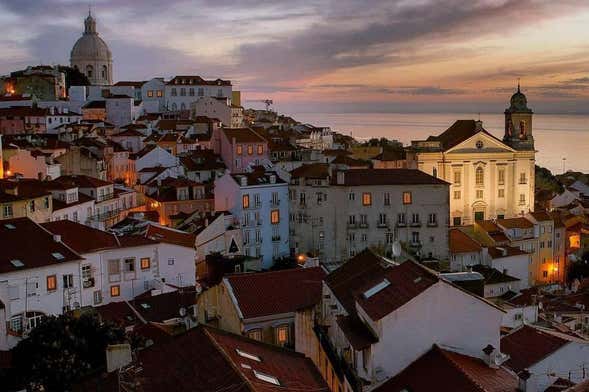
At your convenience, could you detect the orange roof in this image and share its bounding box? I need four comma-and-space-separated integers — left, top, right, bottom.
497, 217, 534, 229
449, 229, 482, 254
146, 224, 195, 248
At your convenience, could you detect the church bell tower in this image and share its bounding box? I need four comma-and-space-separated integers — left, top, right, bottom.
504, 81, 534, 150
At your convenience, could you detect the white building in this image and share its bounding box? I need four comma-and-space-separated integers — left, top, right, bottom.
141, 78, 166, 113
165, 76, 232, 113
193, 212, 242, 263
289, 165, 450, 265
321, 249, 506, 388
409, 92, 535, 226
214, 169, 289, 268
190, 96, 242, 127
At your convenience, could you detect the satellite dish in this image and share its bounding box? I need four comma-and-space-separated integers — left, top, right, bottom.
179, 307, 187, 317
392, 240, 402, 258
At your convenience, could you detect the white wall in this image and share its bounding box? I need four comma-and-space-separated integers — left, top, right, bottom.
527, 342, 589, 392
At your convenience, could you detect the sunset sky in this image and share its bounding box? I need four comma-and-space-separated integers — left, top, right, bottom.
2, 0, 589, 113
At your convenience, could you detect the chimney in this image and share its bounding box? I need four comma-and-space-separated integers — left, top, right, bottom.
482, 344, 498, 368
106, 344, 133, 373
53, 234, 61, 243
518, 369, 532, 392
336, 171, 345, 185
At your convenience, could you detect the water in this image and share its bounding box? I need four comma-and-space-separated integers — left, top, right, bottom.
290, 112, 589, 175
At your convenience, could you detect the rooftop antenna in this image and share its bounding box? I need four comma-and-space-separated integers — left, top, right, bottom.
517, 78, 521, 93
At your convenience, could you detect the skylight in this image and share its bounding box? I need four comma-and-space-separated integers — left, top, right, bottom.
10, 259, 24, 268
140, 303, 151, 309
364, 279, 390, 298
236, 348, 261, 362
253, 370, 280, 386
4, 223, 16, 230
52, 252, 65, 260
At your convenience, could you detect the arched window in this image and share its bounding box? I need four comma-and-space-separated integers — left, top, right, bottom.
101, 65, 108, 79
86, 65, 93, 78
171, 103, 177, 111
475, 167, 484, 186
180, 103, 186, 111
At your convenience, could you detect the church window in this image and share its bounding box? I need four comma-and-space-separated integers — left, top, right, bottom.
519, 194, 526, 205
475, 167, 484, 186
189, 88, 195, 96
180, 103, 186, 111
498, 189, 505, 198
454, 171, 461, 185
498, 169, 505, 185
519, 173, 527, 184
453, 191, 461, 200
171, 88, 177, 96
476, 190, 483, 199
86, 65, 93, 78
101, 65, 107, 79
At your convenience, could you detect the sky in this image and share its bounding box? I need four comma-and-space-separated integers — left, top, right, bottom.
1, 0, 589, 113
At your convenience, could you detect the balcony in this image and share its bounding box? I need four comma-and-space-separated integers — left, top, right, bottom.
270, 199, 281, 207
88, 208, 120, 222
427, 221, 438, 227
377, 222, 388, 229
410, 221, 422, 227
396, 222, 407, 228
347, 222, 358, 229
96, 192, 115, 203
359, 223, 369, 229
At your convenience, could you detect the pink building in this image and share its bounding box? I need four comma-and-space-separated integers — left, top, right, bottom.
213, 127, 268, 172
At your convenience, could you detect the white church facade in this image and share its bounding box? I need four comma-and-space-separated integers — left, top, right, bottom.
408, 87, 536, 226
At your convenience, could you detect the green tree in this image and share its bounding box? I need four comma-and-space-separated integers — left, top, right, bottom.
57, 65, 90, 89
11, 313, 126, 392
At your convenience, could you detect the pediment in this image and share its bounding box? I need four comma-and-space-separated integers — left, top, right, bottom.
446, 132, 515, 154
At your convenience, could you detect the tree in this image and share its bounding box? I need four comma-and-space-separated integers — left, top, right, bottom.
11, 313, 126, 392
57, 65, 90, 89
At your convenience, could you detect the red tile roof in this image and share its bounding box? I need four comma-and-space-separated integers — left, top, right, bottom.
52, 175, 112, 189
223, 127, 267, 143
450, 229, 482, 254
145, 224, 196, 248
500, 325, 570, 372
290, 163, 330, 179
331, 169, 449, 186
497, 217, 534, 229
225, 267, 326, 319
487, 246, 529, 259
42, 220, 157, 254
0, 218, 82, 273
375, 345, 518, 392
82, 325, 326, 392
167, 76, 231, 86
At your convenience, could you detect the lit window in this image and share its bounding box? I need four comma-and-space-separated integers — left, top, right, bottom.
156, 90, 163, 97
362, 193, 372, 206
247, 145, 254, 155
402, 192, 412, 204
475, 167, 484, 186
236, 145, 243, 155
147, 90, 154, 98
243, 194, 250, 209
257, 144, 264, 154
110, 285, 120, 297
271, 209, 280, 224
140, 257, 150, 270
47, 275, 57, 291
276, 325, 289, 345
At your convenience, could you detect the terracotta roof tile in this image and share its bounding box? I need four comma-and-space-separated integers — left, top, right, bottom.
497, 217, 534, 229
225, 267, 326, 319
331, 169, 449, 186
290, 163, 330, 179
223, 127, 267, 143
500, 325, 569, 372
0, 218, 82, 273
375, 345, 518, 392
146, 224, 195, 248
450, 229, 482, 254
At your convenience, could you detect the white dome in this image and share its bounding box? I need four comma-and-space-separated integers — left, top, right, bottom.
70, 12, 113, 86
71, 34, 112, 61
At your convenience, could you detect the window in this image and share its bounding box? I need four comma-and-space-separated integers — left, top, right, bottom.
349, 215, 356, 225
453, 217, 462, 226
93, 290, 102, 305
454, 190, 461, 200
236, 145, 243, 155
412, 213, 420, 224
348, 193, 355, 201
254, 194, 261, 207
398, 213, 406, 225
63, 274, 74, 289
403, 192, 412, 204
101, 65, 107, 79
124, 258, 135, 272
432, 167, 437, 178
47, 275, 57, 291
519, 194, 526, 205
498, 189, 505, 198
411, 231, 420, 244
475, 167, 484, 186
82, 264, 92, 281
156, 90, 163, 97
247, 145, 254, 155
386, 232, 394, 244
189, 88, 195, 96
180, 88, 186, 96
108, 259, 120, 275
276, 325, 289, 345
428, 213, 437, 225
384, 192, 390, 206
271, 210, 280, 224
476, 190, 483, 199
362, 192, 372, 206
379, 213, 387, 226
147, 90, 154, 97
543, 271, 548, 278
242, 194, 250, 209
110, 285, 120, 297
247, 329, 262, 341
360, 214, 368, 225
30, 200, 35, 212
498, 169, 505, 185
3, 204, 13, 218
86, 65, 93, 78
519, 173, 527, 184
454, 171, 461, 185
299, 192, 306, 206
44, 197, 49, 209
198, 87, 204, 96
168, 258, 175, 265
257, 144, 264, 155
254, 370, 280, 386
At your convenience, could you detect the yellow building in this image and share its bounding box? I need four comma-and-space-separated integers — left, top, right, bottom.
0, 183, 53, 223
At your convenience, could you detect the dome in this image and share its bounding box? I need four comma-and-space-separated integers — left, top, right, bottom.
70, 14, 111, 61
